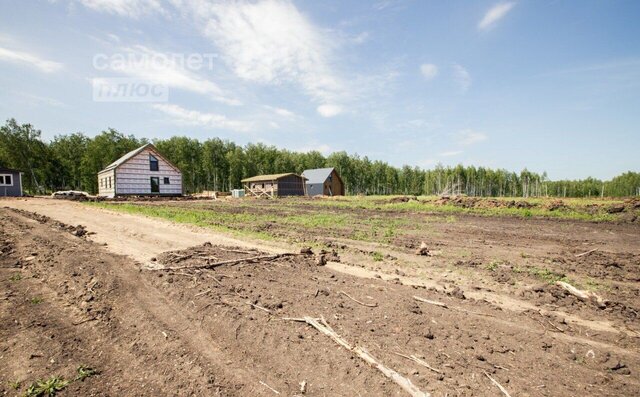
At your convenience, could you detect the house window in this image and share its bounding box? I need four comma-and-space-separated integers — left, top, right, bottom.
0, 174, 13, 186
108, 177, 112, 188
150, 154, 159, 171
151, 177, 160, 193
164, 177, 170, 184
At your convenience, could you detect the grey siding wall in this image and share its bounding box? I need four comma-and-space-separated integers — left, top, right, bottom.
306, 183, 323, 196
115, 149, 182, 195
0, 171, 22, 197
98, 169, 116, 198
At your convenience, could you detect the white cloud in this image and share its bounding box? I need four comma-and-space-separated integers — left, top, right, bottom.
263, 105, 296, 118
352, 31, 370, 44
74, 0, 167, 18
180, 0, 346, 112
456, 129, 487, 145
452, 63, 471, 91
152, 103, 254, 132
0, 46, 62, 73
316, 104, 343, 118
420, 63, 438, 80
106, 45, 240, 105
478, 2, 515, 31
440, 150, 463, 157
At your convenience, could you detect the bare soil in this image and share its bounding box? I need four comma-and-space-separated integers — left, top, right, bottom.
1, 198, 639, 396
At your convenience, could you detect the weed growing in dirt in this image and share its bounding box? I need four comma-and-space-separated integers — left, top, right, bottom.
8, 380, 21, 390
10, 273, 22, 282
30, 297, 44, 305
24, 376, 69, 397
527, 267, 569, 283
371, 251, 384, 261
486, 260, 501, 271
75, 365, 99, 381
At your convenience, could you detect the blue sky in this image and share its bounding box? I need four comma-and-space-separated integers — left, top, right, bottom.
0, 0, 639, 180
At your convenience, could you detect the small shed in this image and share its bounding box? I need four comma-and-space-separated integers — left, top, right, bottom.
97, 143, 182, 198
302, 167, 344, 196
241, 173, 306, 198
0, 167, 23, 197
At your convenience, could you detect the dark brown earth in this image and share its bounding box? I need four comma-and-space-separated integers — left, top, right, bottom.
1, 207, 639, 396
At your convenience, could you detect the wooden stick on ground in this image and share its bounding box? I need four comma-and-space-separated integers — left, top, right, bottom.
575, 248, 597, 257
556, 281, 606, 308
339, 291, 378, 307
259, 380, 280, 395
413, 296, 448, 308
284, 316, 430, 397
393, 352, 442, 374
156, 253, 297, 271
483, 371, 512, 397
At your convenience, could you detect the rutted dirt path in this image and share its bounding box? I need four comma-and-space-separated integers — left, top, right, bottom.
2, 198, 639, 348
1, 207, 639, 396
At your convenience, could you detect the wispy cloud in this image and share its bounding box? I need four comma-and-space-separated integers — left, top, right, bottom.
0, 46, 62, 73
178, 0, 346, 117
478, 2, 516, 31
151, 104, 254, 132
440, 150, 463, 157
103, 44, 240, 105
455, 129, 487, 145
263, 105, 297, 118
420, 63, 438, 80
452, 63, 471, 91
74, 0, 167, 18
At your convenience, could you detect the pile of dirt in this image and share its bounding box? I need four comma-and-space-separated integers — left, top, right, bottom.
434, 196, 535, 209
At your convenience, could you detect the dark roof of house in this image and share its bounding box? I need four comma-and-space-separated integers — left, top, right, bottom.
98, 143, 179, 173
241, 173, 307, 183
0, 167, 22, 173
302, 168, 335, 184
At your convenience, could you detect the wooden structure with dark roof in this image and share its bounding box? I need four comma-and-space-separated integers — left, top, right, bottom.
241, 173, 306, 198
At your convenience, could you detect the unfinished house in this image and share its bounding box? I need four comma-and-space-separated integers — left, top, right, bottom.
241, 173, 306, 198
0, 167, 23, 197
302, 167, 345, 196
97, 143, 182, 198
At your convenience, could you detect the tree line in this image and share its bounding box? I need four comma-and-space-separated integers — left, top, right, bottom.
1, 118, 638, 197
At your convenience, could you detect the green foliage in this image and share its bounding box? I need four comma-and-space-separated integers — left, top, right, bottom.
30, 297, 44, 304
8, 380, 21, 390
24, 376, 69, 397
371, 251, 384, 261
10, 273, 22, 282
1, 118, 639, 197
75, 365, 98, 381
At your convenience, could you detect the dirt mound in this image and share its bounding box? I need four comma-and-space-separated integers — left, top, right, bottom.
434, 196, 535, 210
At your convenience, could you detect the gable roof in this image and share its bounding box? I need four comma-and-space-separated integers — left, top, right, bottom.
98, 143, 179, 173
302, 168, 335, 184
241, 173, 306, 183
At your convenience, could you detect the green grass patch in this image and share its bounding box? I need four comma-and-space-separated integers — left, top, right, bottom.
10, 273, 22, 282
30, 297, 44, 305
371, 251, 384, 262
24, 376, 69, 397
527, 267, 569, 283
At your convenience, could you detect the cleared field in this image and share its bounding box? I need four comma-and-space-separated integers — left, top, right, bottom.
1, 197, 639, 396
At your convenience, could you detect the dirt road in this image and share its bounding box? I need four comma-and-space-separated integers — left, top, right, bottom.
1, 198, 639, 396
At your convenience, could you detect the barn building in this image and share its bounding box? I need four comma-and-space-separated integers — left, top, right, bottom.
241, 173, 306, 198
97, 143, 182, 198
302, 167, 344, 196
0, 167, 23, 197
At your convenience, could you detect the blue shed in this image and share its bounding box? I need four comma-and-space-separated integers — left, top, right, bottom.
0, 167, 23, 197
302, 168, 344, 196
